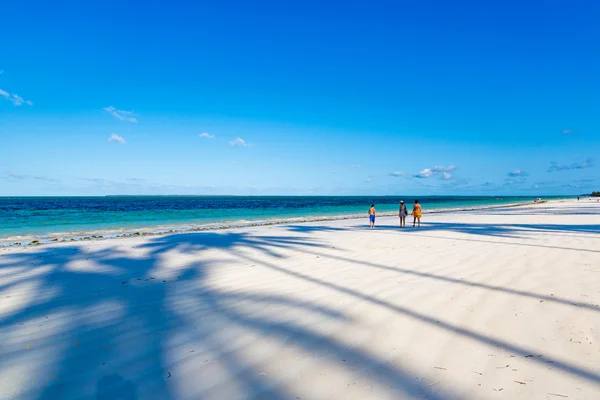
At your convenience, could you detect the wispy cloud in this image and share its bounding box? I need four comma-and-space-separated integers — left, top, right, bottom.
504, 176, 528, 186
103, 106, 138, 123
350, 164, 360, 169
530, 180, 555, 189
442, 177, 469, 188
108, 133, 126, 144
5, 172, 59, 182
0, 89, 33, 106
7, 172, 26, 180
126, 178, 146, 182
561, 181, 595, 189
480, 181, 502, 190
364, 176, 373, 183
199, 132, 215, 139
432, 165, 456, 172
389, 171, 406, 177
331, 170, 337, 174
561, 178, 597, 190
561, 129, 576, 135
442, 172, 452, 180
229, 137, 248, 147
548, 158, 593, 172
31, 176, 59, 182
81, 178, 110, 184
508, 169, 528, 177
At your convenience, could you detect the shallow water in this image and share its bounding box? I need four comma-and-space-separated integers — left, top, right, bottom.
0, 195, 562, 246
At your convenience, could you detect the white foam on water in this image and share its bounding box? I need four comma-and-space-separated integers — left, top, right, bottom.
0, 201, 533, 248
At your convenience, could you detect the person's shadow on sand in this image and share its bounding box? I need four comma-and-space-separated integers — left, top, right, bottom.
96, 374, 136, 400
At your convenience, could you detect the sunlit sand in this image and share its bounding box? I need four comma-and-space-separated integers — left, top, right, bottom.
1, 199, 599, 399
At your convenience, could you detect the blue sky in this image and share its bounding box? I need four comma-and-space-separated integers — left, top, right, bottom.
1, 0, 598, 196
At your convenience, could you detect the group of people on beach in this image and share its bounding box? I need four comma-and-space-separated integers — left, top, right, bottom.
368, 200, 422, 229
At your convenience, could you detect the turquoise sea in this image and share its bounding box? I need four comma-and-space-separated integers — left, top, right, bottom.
0, 196, 563, 246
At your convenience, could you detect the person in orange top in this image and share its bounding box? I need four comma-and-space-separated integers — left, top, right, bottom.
412, 199, 422, 228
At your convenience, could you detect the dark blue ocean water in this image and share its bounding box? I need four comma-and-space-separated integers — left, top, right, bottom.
0, 195, 545, 244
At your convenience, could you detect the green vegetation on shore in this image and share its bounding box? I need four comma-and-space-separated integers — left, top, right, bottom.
592, 192, 600, 197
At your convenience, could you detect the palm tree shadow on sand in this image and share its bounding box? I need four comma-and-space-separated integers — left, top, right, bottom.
0, 231, 467, 400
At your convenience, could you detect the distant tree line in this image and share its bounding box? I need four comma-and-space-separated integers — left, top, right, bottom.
592, 192, 600, 197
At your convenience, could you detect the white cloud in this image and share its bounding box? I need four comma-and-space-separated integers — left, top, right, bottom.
413, 168, 433, 178
561, 129, 575, 135
364, 176, 373, 183
0, 89, 33, 106
390, 165, 458, 182
199, 132, 215, 139
108, 133, 126, 144
103, 106, 138, 123
229, 137, 248, 147
409, 165, 457, 179
350, 164, 360, 169
508, 169, 528, 177
432, 165, 456, 172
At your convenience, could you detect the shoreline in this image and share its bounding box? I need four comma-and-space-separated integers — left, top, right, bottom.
0, 200, 550, 248
1, 198, 598, 399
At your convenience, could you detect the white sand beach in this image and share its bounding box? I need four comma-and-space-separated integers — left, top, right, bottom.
1, 199, 599, 400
